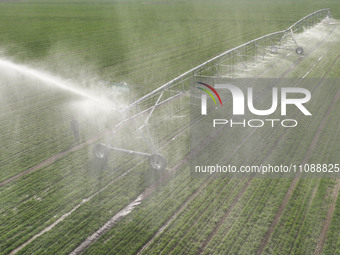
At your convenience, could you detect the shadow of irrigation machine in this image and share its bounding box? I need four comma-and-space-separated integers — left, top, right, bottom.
93, 9, 332, 171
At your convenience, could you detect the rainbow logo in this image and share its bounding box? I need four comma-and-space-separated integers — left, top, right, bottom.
196, 82, 222, 106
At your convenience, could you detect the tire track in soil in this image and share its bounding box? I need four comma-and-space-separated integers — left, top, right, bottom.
256, 53, 340, 255
69, 194, 144, 255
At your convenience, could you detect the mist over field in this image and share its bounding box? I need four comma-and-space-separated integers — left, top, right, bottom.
1, 1, 340, 255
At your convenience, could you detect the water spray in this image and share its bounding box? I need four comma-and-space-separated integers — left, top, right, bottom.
0, 58, 115, 110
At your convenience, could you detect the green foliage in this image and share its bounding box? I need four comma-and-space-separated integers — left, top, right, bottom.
1, 1, 340, 255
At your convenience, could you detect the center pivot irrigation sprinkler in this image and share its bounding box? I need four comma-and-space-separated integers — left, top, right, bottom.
92, 8, 331, 170
93, 95, 167, 171
272, 9, 332, 55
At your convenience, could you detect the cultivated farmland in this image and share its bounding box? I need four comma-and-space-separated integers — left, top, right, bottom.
1, 1, 340, 255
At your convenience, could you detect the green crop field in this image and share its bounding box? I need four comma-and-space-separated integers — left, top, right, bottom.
1, 0, 340, 255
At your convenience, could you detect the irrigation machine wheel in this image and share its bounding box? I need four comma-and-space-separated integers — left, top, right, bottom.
295, 47, 304, 55
149, 153, 167, 171
93, 143, 109, 162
